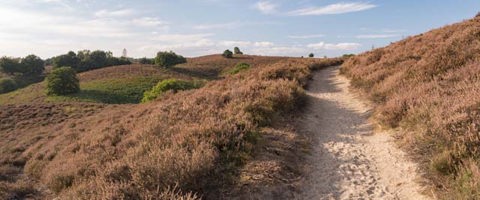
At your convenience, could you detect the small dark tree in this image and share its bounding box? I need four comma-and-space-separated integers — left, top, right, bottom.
308, 53, 315, 58
477, 12, 480, 18
46, 67, 80, 95
234, 47, 243, 55
0, 78, 17, 93
155, 51, 187, 67
223, 50, 233, 58
20, 54, 44, 76
0, 57, 22, 75
53, 51, 80, 70
88, 50, 108, 69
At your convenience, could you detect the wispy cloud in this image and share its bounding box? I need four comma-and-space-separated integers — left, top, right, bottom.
131, 17, 168, 27
254, 1, 278, 14
288, 34, 324, 39
307, 42, 361, 50
95, 9, 134, 18
193, 22, 238, 30
194, 21, 280, 30
289, 2, 376, 16
356, 34, 400, 39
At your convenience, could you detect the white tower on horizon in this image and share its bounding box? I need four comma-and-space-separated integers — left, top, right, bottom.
122, 48, 127, 58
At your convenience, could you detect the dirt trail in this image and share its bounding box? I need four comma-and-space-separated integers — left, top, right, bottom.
297, 66, 429, 200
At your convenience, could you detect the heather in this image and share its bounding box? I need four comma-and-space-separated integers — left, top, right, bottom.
341, 17, 480, 198
0, 57, 342, 199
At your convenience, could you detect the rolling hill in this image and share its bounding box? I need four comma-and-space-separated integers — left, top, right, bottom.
0, 55, 290, 105
0, 55, 343, 199
341, 16, 480, 198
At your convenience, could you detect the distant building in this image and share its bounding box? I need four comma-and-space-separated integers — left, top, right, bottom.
122, 48, 127, 57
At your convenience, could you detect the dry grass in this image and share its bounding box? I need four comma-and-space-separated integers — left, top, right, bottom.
341, 17, 480, 199
0, 56, 342, 199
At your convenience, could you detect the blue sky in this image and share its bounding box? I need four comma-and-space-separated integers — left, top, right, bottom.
0, 0, 479, 58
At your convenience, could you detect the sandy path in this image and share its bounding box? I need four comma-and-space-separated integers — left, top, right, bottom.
297, 66, 429, 200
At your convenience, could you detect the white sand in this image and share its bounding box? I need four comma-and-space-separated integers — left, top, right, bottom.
297, 66, 429, 200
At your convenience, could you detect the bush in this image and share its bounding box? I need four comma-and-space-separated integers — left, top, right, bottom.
46, 67, 80, 95
308, 53, 314, 58
139, 57, 154, 64
155, 51, 187, 68
234, 47, 243, 55
0, 78, 17, 93
52, 50, 131, 72
0, 57, 22, 75
229, 63, 251, 75
223, 50, 233, 58
53, 51, 80, 70
0, 55, 44, 76
20, 55, 45, 76
476, 12, 480, 18
142, 79, 200, 102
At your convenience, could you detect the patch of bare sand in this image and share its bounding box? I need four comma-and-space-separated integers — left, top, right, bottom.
297, 66, 429, 200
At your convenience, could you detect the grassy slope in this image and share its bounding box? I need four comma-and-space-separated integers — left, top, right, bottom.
0, 56, 343, 199
0, 55, 289, 105
341, 16, 480, 199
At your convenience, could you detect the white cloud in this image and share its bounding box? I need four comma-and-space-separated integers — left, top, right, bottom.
288, 34, 325, 39
253, 41, 274, 47
254, 1, 278, 14
193, 22, 238, 30
289, 2, 376, 16
151, 33, 214, 42
218, 41, 274, 48
356, 34, 400, 39
131, 17, 168, 27
307, 42, 361, 50
94, 9, 134, 18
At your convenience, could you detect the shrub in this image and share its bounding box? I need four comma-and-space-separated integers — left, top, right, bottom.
0, 78, 17, 93
48, 174, 74, 194
0, 57, 22, 75
308, 53, 314, 58
155, 51, 187, 68
234, 47, 243, 55
46, 67, 80, 95
20, 54, 45, 76
139, 57, 154, 64
222, 50, 233, 58
53, 50, 131, 72
142, 79, 201, 102
229, 63, 250, 75
0, 55, 45, 76
53, 51, 80, 70
476, 12, 480, 18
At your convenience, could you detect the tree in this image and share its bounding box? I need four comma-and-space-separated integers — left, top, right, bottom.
20, 54, 44, 76
308, 53, 315, 58
0, 57, 22, 75
53, 51, 80, 70
0, 78, 17, 93
234, 47, 243, 55
46, 67, 80, 95
477, 12, 480, 17
223, 50, 233, 58
88, 50, 108, 69
155, 51, 187, 67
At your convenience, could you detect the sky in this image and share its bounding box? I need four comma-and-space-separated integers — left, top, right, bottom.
0, 0, 479, 59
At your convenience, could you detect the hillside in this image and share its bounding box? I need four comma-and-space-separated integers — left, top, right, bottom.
0, 55, 289, 105
341, 16, 480, 198
0, 55, 343, 199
